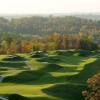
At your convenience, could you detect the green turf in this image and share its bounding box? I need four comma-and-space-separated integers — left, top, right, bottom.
0, 50, 99, 100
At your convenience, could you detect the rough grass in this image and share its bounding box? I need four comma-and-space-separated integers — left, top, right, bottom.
0, 50, 99, 100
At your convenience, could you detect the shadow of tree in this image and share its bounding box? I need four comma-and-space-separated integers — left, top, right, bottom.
37, 56, 61, 63
54, 50, 79, 56
39, 63, 62, 72
8, 94, 55, 100
3, 69, 69, 84
57, 67, 79, 72
42, 58, 100, 100
42, 83, 86, 100
67, 58, 100, 83
0, 61, 26, 69
30, 97, 56, 100
8, 94, 29, 100
3, 70, 44, 84
37, 54, 83, 65
2, 55, 26, 62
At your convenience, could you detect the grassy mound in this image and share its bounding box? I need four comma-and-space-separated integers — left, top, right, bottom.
35, 73, 58, 84
55, 50, 100, 57
78, 50, 93, 57
68, 58, 100, 83
37, 56, 61, 63
0, 61, 26, 69
3, 69, 61, 84
4, 70, 44, 83
2, 55, 26, 61
55, 50, 78, 56
43, 83, 86, 100
78, 50, 100, 57
30, 51, 48, 58
41, 63, 62, 72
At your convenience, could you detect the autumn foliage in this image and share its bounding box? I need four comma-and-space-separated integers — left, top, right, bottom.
82, 73, 100, 100
0, 33, 99, 54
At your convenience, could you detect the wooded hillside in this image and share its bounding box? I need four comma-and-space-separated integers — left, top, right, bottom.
0, 16, 100, 36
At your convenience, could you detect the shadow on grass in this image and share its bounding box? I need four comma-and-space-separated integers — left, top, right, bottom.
40, 63, 62, 72
8, 94, 29, 100
67, 58, 100, 83
3, 62, 78, 84
41, 58, 99, 100
3, 70, 44, 84
78, 50, 100, 57
0, 61, 26, 69
30, 97, 55, 100
42, 83, 86, 100
3, 57, 100, 85
2, 55, 26, 62
0, 68, 8, 71
8, 94, 54, 100
55, 50, 100, 57
40, 63, 78, 73
30, 51, 48, 58
3, 69, 67, 84
37, 56, 61, 63
57, 67, 79, 72
37, 54, 82, 65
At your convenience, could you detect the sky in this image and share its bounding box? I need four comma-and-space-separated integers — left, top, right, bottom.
0, 0, 100, 15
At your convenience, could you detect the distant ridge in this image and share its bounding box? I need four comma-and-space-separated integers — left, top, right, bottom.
0, 13, 100, 21
0, 14, 100, 36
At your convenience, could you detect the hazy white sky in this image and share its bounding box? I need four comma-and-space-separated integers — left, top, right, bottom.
0, 0, 99, 14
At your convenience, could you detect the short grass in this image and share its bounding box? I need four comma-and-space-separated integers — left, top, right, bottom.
0, 50, 100, 100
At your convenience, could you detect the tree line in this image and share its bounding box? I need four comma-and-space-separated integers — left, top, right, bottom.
0, 16, 100, 36
0, 33, 99, 54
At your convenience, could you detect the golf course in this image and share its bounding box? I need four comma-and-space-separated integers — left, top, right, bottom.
0, 50, 99, 100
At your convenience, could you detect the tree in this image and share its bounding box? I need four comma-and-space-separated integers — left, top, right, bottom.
82, 73, 100, 100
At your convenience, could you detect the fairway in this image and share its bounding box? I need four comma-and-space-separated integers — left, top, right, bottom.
0, 50, 100, 100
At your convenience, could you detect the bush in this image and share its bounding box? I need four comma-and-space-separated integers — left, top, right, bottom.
82, 73, 100, 100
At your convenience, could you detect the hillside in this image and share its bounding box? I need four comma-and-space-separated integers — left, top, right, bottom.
74, 14, 100, 21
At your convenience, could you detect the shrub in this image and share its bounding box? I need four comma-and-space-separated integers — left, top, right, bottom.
82, 73, 100, 100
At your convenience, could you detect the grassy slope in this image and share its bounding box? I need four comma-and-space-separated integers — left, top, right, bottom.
0, 50, 100, 100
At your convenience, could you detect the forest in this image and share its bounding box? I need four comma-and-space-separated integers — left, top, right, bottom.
0, 32, 99, 54
0, 16, 100, 35
0, 16, 100, 54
